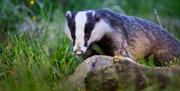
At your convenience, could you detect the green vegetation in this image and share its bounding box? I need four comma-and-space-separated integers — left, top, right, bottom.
0, 0, 180, 91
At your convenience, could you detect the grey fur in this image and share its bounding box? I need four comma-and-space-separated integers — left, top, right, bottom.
85, 9, 180, 66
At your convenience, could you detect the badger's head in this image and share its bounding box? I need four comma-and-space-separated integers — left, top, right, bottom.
64, 10, 112, 55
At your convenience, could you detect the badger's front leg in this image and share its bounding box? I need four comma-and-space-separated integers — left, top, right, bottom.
113, 48, 136, 63
113, 48, 129, 62
113, 49, 125, 62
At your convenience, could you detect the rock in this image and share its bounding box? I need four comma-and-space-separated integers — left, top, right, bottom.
65, 55, 180, 91
85, 56, 180, 91
64, 55, 113, 90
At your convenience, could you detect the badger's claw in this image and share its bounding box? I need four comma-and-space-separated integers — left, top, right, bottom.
113, 54, 124, 62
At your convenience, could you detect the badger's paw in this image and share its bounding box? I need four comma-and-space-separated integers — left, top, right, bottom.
113, 54, 124, 62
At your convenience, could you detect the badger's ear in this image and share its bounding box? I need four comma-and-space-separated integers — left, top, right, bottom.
65, 11, 72, 19
92, 11, 100, 22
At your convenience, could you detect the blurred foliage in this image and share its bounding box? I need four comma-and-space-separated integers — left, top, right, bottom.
0, 0, 180, 38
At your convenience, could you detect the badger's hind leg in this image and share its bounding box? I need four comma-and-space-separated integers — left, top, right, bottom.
153, 49, 180, 66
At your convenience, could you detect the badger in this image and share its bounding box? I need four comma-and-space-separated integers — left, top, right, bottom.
64, 9, 180, 66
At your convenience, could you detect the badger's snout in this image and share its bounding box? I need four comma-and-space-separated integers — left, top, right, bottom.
74, 50, 84, 56
73, 45, 87, 56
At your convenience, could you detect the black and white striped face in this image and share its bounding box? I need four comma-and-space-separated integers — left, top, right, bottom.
64, 10, 112, 55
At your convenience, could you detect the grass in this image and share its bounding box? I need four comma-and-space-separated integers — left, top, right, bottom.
0, 0, 180, 91
0, 32, 79, 91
